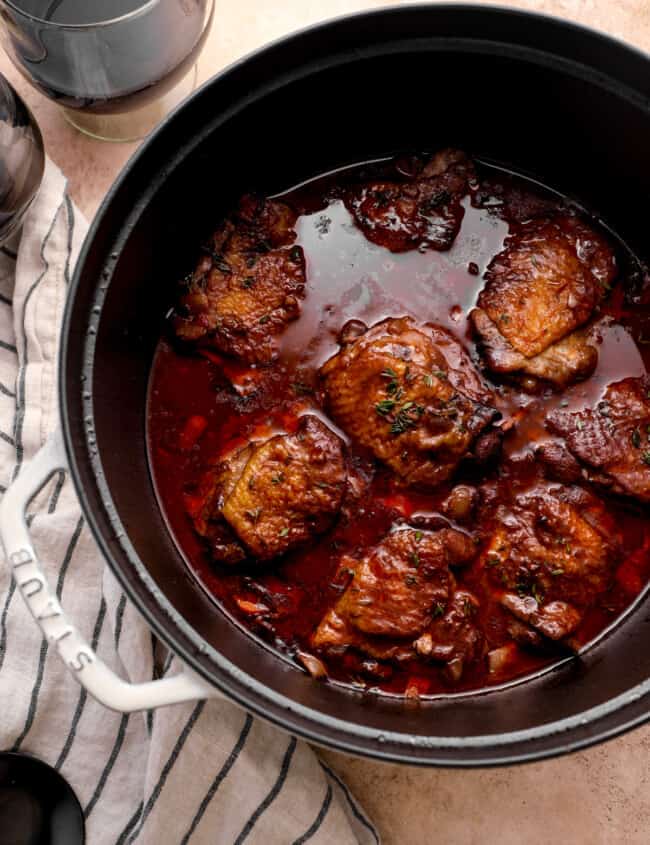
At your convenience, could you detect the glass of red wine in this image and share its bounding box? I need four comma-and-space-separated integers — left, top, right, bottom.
0, 0, 214, 142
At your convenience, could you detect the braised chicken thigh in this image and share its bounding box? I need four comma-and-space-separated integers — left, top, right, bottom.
546, 376, 650, 503
312, 527, 483, 680
345, 148, 474, 253
482, 487, 618, 641
189, 415, 347, 562
174, 195, 305, 364
321, 317, 499, 488
471, 216, 616, 388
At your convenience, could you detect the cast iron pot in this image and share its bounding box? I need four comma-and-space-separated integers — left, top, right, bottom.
2, 4, 650, 767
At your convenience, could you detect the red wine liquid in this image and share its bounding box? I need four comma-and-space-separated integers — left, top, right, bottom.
0, 0, 212, 113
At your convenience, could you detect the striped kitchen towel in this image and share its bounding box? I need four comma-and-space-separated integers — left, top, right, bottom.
0, 159, 379, 845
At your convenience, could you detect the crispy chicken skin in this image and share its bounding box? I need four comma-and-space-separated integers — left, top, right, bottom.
546, 376, 650, 503
345, 149, 475, 253
311, 527, 483, 677
320, 317, 499, 488
189, 443, 252, 565
482, 488, 617, 640
471, 216, 616, 388
189, 415, 347, 562
173, 195, 305, 364
471, 309, 600, 390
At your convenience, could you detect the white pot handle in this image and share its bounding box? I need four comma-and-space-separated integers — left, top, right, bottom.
0, 429, 220, 712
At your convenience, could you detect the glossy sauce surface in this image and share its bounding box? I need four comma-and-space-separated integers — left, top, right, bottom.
147, 158, 650, 697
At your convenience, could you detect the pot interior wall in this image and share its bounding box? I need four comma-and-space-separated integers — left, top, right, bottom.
63, 7, 650, 762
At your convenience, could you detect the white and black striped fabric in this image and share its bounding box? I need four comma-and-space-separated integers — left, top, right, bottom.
0, 160, 379, 845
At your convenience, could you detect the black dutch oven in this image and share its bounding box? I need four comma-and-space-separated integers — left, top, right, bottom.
3, 4, 650, 767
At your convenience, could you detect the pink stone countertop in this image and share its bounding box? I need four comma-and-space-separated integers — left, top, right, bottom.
2, 2, 648, 842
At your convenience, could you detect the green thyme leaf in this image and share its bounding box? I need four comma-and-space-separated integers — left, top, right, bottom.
375, 398, 396, 416
390, 403, 425, 435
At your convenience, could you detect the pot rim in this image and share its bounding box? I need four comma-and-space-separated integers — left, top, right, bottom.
59, 3, 650, 766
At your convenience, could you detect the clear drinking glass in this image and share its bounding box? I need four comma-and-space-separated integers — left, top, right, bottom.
0, 70, 43, 244
0, 0, 214, 142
